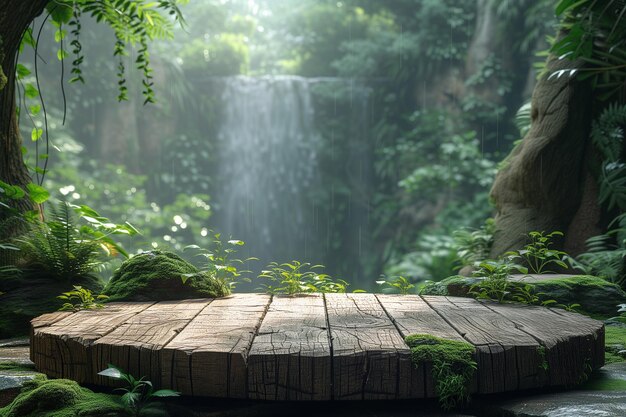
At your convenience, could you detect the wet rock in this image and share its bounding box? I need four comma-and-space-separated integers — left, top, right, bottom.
420, 274, 626, 315
482, 391, 626, 417
0, 370, 40, 407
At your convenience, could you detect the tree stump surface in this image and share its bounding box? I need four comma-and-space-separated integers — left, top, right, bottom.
30, 293, 604, 400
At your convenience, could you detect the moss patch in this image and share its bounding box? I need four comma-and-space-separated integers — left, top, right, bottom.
420, 275, 625, 315
405, 334, 476, 410
0, 375, 126, 417
104, 250, 229, 302
0, 363, 35, 373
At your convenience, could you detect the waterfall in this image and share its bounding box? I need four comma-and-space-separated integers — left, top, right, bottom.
212, 76, 323, 271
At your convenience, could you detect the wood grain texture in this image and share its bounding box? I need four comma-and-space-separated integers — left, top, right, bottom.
92, 299, 209, 387
248, 294, 331, 400
479, 301, 604, 387
30, 294, 605, 399
162, 294, 271, 398
422, 296, 541, 394
31, 302, 154, 382
376, 294, 470, 397
325, 293, 410, 400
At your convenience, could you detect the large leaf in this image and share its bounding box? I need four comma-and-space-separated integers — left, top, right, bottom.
46, 0, 74, 24
26, 183, 50, 204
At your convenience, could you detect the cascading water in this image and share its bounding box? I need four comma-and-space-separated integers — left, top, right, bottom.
212, 76, 323, 272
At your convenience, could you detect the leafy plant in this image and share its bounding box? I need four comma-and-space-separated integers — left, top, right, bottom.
16, 201, 103, 282
376, 275, 415, 295
453, 218, 495, 269
98, 364, 179, 417
506, 231, 569, 274
470, 257, 527, 303
14, 200, 134, 282
258, 261, 349, 295
58, 285, 108, 311
549, 0, 626, 102
183, 232, 255, 291
511, 284, 542, 305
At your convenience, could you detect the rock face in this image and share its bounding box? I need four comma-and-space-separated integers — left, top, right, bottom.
420, 274, 626, 315
489, 52, 596, 258
104, 250, 230, 302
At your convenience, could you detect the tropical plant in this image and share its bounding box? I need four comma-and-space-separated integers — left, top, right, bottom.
573, 215, 626, 285
376, 275, 415, 295
183, 232, 254, 291
505, 231, 569, 274
16, 201, 103, 282
58, 285, 108, 311
592, 104, 626, 211
14, 200, 135, 282
470, 257, 527, 303
258, 261, 349, 295
453, 218, 495, 269
98, 364, 179, 417
549, 0, 626, 101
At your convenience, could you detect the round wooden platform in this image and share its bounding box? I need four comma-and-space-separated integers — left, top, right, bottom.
30, 293, 604, 401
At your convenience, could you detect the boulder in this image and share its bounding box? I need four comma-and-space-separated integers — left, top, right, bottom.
420, 274, 626, 315
104, 250, 229, 302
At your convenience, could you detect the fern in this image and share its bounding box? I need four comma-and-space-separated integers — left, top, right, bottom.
592, 103, 626, 163
592, 104, 626, 211
576, 214, 626, 285
16, 201, 102, 283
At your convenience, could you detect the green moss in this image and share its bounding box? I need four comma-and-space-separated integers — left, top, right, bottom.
605, 351, 624, 364
536, 346, 549, 371
420, 275, 626, 316
405, 334, 476, 410
606, 326, 626, 346
0, 376, 126, 417
104, 250, 229, 302
0, 362, 36, 372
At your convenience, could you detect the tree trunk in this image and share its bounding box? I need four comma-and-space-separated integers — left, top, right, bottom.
489, 53, 595, 257
0, 0, 48, 260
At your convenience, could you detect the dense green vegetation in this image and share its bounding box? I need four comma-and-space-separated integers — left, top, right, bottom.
0, 0, 626, 412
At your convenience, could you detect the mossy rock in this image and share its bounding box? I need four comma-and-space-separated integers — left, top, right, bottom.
0, 275, 103, 339
0, 375, 126, 417
420, 274, 626, 316
104, 250, 230, 302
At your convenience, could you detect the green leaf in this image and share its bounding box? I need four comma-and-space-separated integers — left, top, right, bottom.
57, 49, 69, 60
26, 183, 50, 204
31, 128, 43, 141
24, 83, 39, 99
29, 104, 41, 115
151, 389, 180, 397
46, 1, 74, 24
16, 64, 31, 79
98, 366, 123, 379
0, 181, 25, 199
54, 29, 67, 42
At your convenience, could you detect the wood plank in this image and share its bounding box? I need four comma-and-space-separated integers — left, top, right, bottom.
376, 294, 472, 398
325, 293, 410, 400
161, 294, 270, 398
247, 294, 331, 401
423, 296, 541, 394
479, 301, 604, 387
30, 311, 73, 329
30, 302, 153, 382
93, 299, 209, 387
